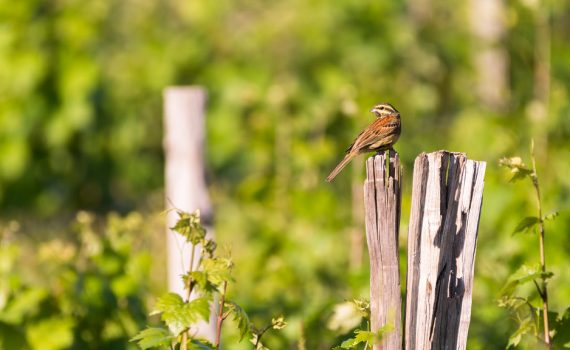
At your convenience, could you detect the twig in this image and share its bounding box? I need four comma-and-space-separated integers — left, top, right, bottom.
181, 244, 198, 350
254, 324, 273, 349
531, 141, 551, 347
215, 281, 228, 350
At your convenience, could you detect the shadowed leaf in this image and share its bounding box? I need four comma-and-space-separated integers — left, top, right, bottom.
513, 217, 539, 235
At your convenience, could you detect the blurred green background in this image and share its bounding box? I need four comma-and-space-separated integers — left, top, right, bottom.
1, 0, 569, 349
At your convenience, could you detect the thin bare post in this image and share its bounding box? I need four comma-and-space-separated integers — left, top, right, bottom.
163, 86, 216, 341
404, 151, 486, 350
364, 150, 402, 350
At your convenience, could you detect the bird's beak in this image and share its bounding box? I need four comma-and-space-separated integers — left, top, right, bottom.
370, 108, 376, 113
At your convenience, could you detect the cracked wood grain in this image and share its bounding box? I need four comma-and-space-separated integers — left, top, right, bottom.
364, 149, 402, 350
404, 151, 486, 350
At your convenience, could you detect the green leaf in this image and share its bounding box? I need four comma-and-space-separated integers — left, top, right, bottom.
201, 257, 234, 288
171, 210, 207, 245
340, 329, 374, 348
203, 240, 217, 257
499, 157, 533, 182
507, 317, 535, 348
513, 217, 540, 234
500, 265, 554, 297
225, 300, 251, 341
552, 308, 570, 348
509, 168, 533, 183
351, 298, 371, 318
186, 271, 216, 294
152, 293, 211, 335
497, 296, 529, 311
130, 327, 173, 350
152, 293, 185, 316
187, 339, 215, 350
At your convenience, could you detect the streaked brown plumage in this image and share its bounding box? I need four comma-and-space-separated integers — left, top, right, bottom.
326, 103, 401, 182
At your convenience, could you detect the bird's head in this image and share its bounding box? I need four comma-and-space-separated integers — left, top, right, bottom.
370, 103, 399, 118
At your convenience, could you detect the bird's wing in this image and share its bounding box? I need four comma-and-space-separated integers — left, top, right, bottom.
346, 116, 400, 153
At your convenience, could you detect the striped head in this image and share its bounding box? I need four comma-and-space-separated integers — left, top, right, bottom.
370, 103, 399, 118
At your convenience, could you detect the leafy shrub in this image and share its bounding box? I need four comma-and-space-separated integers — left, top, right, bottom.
0, 212, 152, 350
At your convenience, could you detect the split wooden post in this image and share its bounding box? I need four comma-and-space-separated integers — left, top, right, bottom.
364, 149, 402, 350
404, 151, 486, 350
163, 86, 216, 341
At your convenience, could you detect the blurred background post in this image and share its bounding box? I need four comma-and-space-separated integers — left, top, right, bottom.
163, 86, 216, 340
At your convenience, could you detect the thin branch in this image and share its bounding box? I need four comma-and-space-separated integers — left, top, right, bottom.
531, 140, 551, 347
254, 324, 273, 349
215, 281, 228, 350
532, 279, 545, 300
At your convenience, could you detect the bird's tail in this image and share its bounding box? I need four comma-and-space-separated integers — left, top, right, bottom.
326, 153, 356, 182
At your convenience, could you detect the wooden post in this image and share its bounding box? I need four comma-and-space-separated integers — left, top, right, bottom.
404, 151, 486, 350
364, 150, 402, 350
163, 86, 216, 341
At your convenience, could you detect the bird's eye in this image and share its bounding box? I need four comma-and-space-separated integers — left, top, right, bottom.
379, 106, 384, 110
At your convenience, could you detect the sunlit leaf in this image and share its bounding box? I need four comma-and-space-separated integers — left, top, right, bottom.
340, 329, 375, 348
130, 327, 173, 350
271, 316, 287, 330
171, 210, 207, 245
152, 293, 211, 335
500, 264, 553, 297
225, 300, 251, 341
201, 257, 234, 288
507, 317, 535, 348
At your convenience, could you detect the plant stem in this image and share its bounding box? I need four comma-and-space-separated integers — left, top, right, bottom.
254, 324, 273, 349
186, 245, 197, 301
182, 244, 198, 350
531, 143, 551, 347
215, 281, 228, 350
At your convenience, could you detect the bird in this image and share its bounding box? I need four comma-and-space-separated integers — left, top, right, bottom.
326, 103, 401, 182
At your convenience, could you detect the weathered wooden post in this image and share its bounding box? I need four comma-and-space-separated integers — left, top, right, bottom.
364, 149, 402, 350
163, 86, 216, 341
404, 151, 486, 350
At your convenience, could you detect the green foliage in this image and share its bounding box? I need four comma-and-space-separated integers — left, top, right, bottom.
151, 294, 210, 336
338, 330, 375, 349
225, 301, 250, 341
130, 328, 173, 350
499, 146, 569, 348
131, 211, 286, 350
171, 211, 208, 246
2, 0, 570, 348
499, 265, 553, 298
0, 212, 152, 350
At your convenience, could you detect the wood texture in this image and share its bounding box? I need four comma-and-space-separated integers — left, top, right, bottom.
364, 150, 402, 350
163, 86, 216, 341
404, 151, 486, 350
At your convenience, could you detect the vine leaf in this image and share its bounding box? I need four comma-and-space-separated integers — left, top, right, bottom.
152, 293, 210, 335
513, 217, 539, 235
225, 300, 251, 341
130, 327, 173, 350
500, 264, 553, 297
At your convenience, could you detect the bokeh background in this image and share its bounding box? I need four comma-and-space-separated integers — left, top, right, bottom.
1, 0, 569, 349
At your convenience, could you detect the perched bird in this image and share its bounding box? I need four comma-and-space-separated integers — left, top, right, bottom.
326, 103, 401, 182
